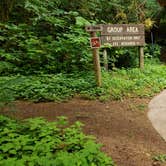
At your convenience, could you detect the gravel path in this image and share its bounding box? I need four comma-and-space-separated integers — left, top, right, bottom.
148, 90, 166, 141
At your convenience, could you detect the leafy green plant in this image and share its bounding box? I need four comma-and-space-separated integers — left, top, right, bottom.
0, 0, 162, 75
153, 154, 166, 163
144, 44, 161, 59
0, 61, 165, 102
0, 0, 93, 75
0, 115, 115, 166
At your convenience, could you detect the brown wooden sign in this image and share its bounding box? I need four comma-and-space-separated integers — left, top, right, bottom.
100, 24, 145, 47
101, 35, 145, 47
101, 24, 144, 35
85, 24, 145, 87
85, 25, 103, 32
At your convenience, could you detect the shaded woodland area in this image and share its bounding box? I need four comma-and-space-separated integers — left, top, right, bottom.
0, 0, 165, 75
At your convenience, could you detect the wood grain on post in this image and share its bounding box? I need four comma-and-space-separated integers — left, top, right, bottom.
91, 32, 102, 87
139, 46, 144, 69
103, 49, 108, 70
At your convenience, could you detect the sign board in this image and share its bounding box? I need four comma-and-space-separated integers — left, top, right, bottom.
101, 35, 145, 47
85, 24, 145, 87
90, 37, 101, 48
100, 24, 145, 47
86, 25, 103, 32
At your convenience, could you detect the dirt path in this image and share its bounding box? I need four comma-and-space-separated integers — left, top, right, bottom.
1, 97, 166, 166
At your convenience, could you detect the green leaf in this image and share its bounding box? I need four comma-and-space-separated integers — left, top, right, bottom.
75, 16, 90, 27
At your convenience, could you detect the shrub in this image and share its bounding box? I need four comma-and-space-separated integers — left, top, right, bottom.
144, 44, 161, 59
0, 115, 115, 166
0, 62, 165, 103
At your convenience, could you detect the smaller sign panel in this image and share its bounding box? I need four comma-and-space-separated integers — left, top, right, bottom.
101, 35, 145, 47
90, 37, 101, 48
86, 25, 103, 32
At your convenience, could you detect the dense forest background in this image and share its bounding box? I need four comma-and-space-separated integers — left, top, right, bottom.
0, 0, 165, 75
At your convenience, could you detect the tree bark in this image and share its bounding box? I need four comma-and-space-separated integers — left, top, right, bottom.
0, 0, 15, 22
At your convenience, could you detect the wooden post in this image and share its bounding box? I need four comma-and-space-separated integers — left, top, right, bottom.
103, 49, 108, 70
139, 46, 144, 69
91, 32, 102, 87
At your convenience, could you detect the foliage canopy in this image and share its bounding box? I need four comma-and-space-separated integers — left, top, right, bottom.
0, 0, 161, 75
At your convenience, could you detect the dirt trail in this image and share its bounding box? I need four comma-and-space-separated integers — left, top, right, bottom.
1, 97, 166, 166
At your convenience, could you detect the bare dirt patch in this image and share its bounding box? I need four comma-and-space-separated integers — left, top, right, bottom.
1, 97, 166, 166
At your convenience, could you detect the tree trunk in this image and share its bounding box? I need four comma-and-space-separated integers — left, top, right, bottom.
0, 0, 15, 22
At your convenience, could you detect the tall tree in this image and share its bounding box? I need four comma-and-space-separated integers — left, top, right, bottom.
0, 0, 15, 22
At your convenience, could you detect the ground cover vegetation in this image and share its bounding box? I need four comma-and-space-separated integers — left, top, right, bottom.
0, 62, 165, 103
153, 154, 166, 163
0, 115, 115, 166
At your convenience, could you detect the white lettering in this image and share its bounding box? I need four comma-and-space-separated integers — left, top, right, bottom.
133, 36, 141, 40
112, 42, 119, 46
112, 36, 133, 41
107, 27, 123, 33
127, 27, 139, 33
106, 36, 111, 41
121, 41, 136, 46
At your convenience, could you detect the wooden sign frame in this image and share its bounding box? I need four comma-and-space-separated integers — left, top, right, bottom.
86, 24, 145, 87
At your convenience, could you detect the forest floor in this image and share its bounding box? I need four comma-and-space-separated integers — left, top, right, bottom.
1, 97, 166, 166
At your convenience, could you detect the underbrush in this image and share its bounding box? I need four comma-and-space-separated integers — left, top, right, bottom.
102, 62, 166, 100
0, 63, 165, 102
0, 115, 115, 166
153, 154, 166, 163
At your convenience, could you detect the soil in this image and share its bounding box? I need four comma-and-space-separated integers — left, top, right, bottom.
1, 97, 166, 166
161, 47, 166, 63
